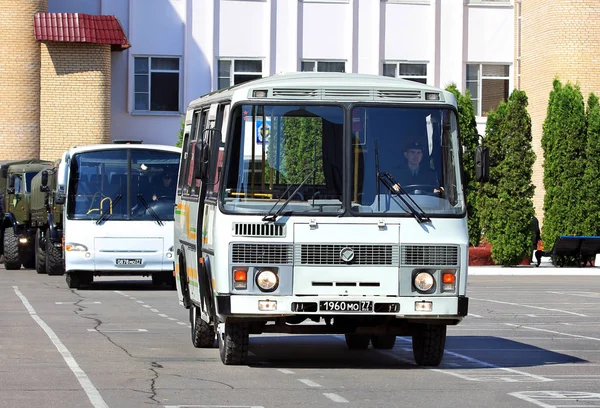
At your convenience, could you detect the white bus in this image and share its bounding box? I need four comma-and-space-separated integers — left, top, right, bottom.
54, 143, 181, 289
175, 73, 488, 366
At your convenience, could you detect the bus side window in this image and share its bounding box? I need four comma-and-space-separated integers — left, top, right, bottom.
206, 103, 229, 199
177, 132, 190, 196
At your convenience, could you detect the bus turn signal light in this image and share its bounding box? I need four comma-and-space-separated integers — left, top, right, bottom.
442, 271, 456, 292
233, 269, 248, 289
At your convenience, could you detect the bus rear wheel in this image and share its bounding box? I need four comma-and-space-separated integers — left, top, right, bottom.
218, 322, 249, 365
66, 272, 80, 289
412, 324, 446, 366
190, 306, 215, 348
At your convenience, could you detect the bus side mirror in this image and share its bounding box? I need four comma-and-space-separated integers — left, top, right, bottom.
475, 146, 489, 182
40, 170, 49, 192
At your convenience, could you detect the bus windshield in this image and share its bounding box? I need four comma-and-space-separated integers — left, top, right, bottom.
222, 104, 464, 217
66, 148, 180, 221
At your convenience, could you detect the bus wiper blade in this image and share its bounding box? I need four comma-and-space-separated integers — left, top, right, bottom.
378, 172, 430, 223
137, 194, 164, 226
262, 168, 315, 222
96, 194, 122, 225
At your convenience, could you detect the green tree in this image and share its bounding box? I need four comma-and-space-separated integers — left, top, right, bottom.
446, 83, 480, 246
582, 93, 600, 236
479, 90, 536, 266
541, 79, 587, 249
176, 117, 185, 147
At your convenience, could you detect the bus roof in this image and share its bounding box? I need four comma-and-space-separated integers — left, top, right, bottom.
64, 144, 181, 156
187, 72, 457, 112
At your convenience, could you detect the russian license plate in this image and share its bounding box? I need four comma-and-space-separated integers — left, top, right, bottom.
319, 300, 373, 312
116, 258, 142, 266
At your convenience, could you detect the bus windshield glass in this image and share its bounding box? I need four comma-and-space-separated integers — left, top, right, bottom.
66, 148, 180, 221
222, 104, 464, 217
223, 104, 344, 215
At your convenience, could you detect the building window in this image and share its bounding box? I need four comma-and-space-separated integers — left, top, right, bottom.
466, 64, 510, 116
382, 62, 427, 84
134, 56, 180, 112
218, 59, 263, 90
301, 60, 346, 73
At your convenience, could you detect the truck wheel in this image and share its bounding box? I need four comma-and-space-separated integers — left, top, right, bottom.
218, 322, 249, 365
191, 306, 215, 348
66, 272, 80, 289
344, 334, 370, 350
35, 229, 47, 274
412, 324, 446, 366
46, 241, 64, 275
3, 228, 21, 270
371, 335, 396, 349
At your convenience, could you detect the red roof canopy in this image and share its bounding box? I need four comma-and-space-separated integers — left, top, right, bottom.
34, 13, 130, 51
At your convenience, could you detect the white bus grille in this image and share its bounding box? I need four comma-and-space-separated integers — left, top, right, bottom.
376, 90, 421, 99
401, 245, 459, 266
232, 222, 286, 237
296, 244, 398, 265
272, 88, 319, 98
231, 243, 293, 264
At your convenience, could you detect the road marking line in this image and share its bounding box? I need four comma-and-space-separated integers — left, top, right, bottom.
87, 329, 148, 332
298, 379, 322, 387
159, 314, 169, 318
277, 369, 295, 374
143, 304, 151, 308
150, 308, 159, 312
13, 286, 109, 408
136, 300, 144, 304
168, 317, 178, 321
55, 301, 102, 304
471, 297, 587, 317
177, 321, 187, 325
506, 323, 600, 341
469, 313, 483, 318
323, 393, 349, 403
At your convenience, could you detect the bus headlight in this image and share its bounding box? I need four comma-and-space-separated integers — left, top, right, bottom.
414, 271, 435, 292
65, 243, 88, 252
256, 269, 278, 292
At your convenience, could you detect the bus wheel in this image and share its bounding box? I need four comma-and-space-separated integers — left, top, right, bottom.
178, 254, 191, 308
3, 228, 21, 270
66, 272, 80, 289
190, 306, 215, 348
35, 229, 46, 274
218, 322, 249, 365
371, 335, 396, 349
412, 324, 446, 366
80, 272, 93, 286
344, 334, 370, 350
46, 242, 64, 275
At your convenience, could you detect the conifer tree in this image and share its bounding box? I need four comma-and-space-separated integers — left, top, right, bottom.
582, 93, 600, 236
541, 80, 587, 248
445, 84, 480, 246
479, 90, 536, 266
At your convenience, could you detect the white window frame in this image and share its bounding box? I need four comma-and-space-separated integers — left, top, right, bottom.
300, 60, 346, 73
382, 61, 428, 84
217, 58, 264, 90
133, 55, 182, 114
466, 0, 511, 6
466, 63, 510, 117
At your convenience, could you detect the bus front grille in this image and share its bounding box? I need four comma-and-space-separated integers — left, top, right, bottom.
231, 243, 293, 264
232, 222, 286, 237
296, 244, 397, 266
401, 245, 459, 266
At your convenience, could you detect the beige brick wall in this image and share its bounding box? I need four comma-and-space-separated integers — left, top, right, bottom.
40, 42, 112, 161
518, 1, 600, 226
0, 0, 48, 160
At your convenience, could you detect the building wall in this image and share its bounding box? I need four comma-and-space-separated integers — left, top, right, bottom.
0, 0, 48, 160
518, 0, 600, 224
40, 43, 112, 160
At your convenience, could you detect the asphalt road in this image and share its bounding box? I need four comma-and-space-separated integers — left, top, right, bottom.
1, 266, 600, 408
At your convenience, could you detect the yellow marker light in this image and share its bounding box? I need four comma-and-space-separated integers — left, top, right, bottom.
258, 300, 277, 311
65, 243, 88, 252
415, 301, 433, 312
233, 268, 248, 289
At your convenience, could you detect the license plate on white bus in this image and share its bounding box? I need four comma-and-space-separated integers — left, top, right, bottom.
319, 300, 373, 312
116, 258, 142, 266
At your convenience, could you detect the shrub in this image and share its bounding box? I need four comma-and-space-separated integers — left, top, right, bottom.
479, 90, 536, 266
582, 93, 600, 236
541, 80, 587, 248
176, 117, 185, 147
445, 83, 480, 246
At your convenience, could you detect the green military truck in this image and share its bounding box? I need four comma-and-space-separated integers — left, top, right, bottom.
30, 163, 65, 275
1, 159, 53, 270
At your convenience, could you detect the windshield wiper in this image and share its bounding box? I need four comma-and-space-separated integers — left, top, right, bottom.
378, 172, 430, 223
96, 194, 122, 225
262, 168, 315, 222
137, 194, 164, 226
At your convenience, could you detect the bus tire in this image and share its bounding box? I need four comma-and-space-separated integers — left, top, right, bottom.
3, 228, 21, 270
178, 253, 191, 308
412, 324, 446, 366
80, 271, 93, 286
66, 272, 80, 289
344, 334, 370, 350
46, 242, 64, 275
35, 229, 46, 274
190, 305, 215, 348
218, 322, 249, 365
371, 335, 396, 349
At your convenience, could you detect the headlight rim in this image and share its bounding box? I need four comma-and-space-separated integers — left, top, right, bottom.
413, 270, 435, 293
255, 269, 279, 292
